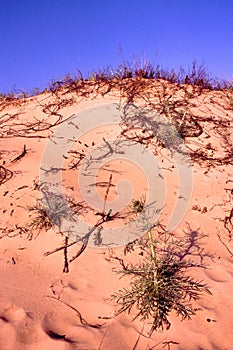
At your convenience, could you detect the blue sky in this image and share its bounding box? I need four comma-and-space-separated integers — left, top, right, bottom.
0, 0, 233, 93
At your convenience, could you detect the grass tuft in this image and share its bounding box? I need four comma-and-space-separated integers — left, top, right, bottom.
1, 58, 233, 101
28, 203, 54, 231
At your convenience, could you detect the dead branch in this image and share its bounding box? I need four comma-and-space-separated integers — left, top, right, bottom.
0, 165, 13, 185
11, 144, 27, 163
217, 233, 233, 257
63, 236, 69, 273
103, 173, 112, 214
47, 295, 103, 329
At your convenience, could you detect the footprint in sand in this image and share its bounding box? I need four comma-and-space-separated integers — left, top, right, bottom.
42, 309, 76, 341
0, 304, 27, 323
0, 305, 39, 345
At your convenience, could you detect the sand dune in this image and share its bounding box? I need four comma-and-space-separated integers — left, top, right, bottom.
0, 79, 233, 349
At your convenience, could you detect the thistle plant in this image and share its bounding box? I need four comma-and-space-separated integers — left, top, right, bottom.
112, 224, 211, 335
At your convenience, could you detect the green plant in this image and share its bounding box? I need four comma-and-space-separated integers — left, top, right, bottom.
28, 189, 84, 233
112, 224, 211, 335
28, 202, 54, 231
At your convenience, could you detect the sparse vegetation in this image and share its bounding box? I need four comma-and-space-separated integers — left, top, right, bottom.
1, 59, 233, 104
28, 202, 54, 231
1, 57, 232, 343
112, 223, 211, 335
1, 59, 232, 171
28, 189, 84, 233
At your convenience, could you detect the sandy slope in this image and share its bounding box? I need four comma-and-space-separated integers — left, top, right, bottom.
0, 80, 233, 349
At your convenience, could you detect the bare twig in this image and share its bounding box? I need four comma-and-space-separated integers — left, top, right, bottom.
69, 241, 87, 263
103, 173, 112, 214
11, 144, 27, 163
47, 295, 103, 328
217, 233, 233, 257
0, 165, 13, 185
63, 236, 69, 273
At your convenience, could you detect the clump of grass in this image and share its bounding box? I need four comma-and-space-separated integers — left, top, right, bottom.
1, 58, 233, 105
131, 196, 145, 214
29, 202, 54, 231
28, 189, 84, 234
112, 224, 211, 335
